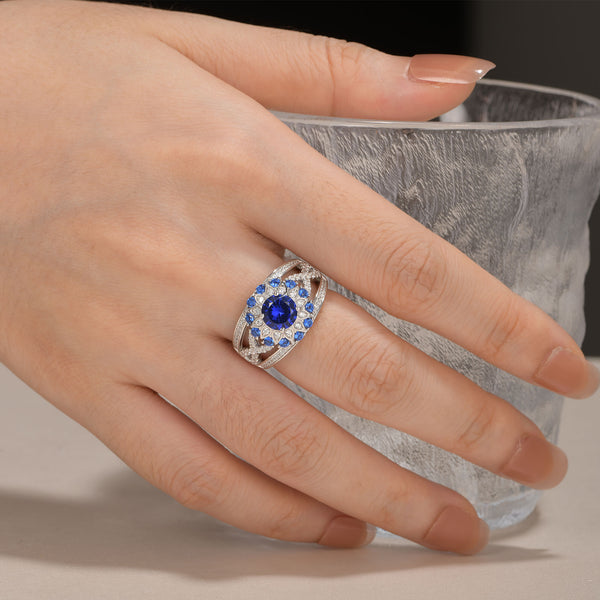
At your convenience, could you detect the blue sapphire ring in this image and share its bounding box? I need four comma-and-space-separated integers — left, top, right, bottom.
232, 259, 328, 369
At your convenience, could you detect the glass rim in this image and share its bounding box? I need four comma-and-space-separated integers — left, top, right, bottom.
273, 79, 600, 131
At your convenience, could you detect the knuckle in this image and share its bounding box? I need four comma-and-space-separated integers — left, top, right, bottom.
311, 35, 374, 113
256, 414, 330, 483
369, 480, 410, 529
378, 233, 447, 315
322, 36, 372, 73
163, 453, 229, 511
211, 126, 266, 177
480, 294, 527, 362
213, 123, 277, 189
147, 123, 276, 200
342, 336, 410, 419
453, 402, 497, 454
263, 502, 307, 541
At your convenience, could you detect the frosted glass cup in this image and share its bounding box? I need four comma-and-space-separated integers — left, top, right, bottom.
274, 80, 600, 529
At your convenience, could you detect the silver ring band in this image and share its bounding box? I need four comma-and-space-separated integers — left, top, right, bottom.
232, 259, 328, 369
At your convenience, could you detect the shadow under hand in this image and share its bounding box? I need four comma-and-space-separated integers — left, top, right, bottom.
0, 469, 557, 581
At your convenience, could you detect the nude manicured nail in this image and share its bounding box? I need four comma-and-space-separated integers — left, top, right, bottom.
408, 54, 495, 84
534, 347, 600, 399
501, 435, 568, 489
423, 506, 489, 555
318, 516, 376, 548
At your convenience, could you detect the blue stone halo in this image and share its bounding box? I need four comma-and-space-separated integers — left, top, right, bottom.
232, 258, 328, 369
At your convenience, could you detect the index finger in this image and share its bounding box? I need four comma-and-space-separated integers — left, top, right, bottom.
246, 119, 599, 399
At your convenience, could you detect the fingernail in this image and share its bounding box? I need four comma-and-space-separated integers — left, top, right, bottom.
318, 516, 376, 548
408, 54, 495, 84
423, 506, 489, 555
534, 347, 600, 399
501, 435, 568, 489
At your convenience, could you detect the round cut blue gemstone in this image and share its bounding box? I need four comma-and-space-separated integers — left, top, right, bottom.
264, 336, 274, 346
303, 318, 313, 329
294, 331, 304, 341
262, 295, 297, 330
305, 302, 314, 313
251, 327, 261, 337
298, 288, 309, 298
279, 338, 290, 347
256, 284, 266, 294
245, 313, 254, 324
285, 280, 297, 288
246, 297, 256, 308
269, 278, 281, 288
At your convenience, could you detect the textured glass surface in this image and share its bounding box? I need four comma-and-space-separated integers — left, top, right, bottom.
275, 80, 600, 529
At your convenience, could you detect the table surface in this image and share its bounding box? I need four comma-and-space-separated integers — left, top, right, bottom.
1, 360, 599, 600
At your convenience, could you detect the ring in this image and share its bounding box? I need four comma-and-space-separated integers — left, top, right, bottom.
233, 259, 328, 369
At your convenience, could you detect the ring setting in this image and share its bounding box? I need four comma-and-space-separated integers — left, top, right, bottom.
233, 259, 327, 368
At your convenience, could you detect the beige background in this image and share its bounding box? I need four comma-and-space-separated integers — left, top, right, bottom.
1, 360, 599, 600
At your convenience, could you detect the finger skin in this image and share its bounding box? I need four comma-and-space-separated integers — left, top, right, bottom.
80, 382, 374, 548
149, 338, 489, 555
188, 251, 568, 492
237, 122, 597, 400
201, 252, 568, 493
134, 7, 481, 120
275, 292, 569, 490
29, 0, 482, 121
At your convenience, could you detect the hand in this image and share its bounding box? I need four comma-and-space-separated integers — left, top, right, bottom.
1, 0, 596, 555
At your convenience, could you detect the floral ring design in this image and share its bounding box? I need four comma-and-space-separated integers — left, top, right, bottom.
232, 259, 328, 369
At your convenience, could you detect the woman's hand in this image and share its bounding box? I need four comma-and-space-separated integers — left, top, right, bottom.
1, 0, 596, 554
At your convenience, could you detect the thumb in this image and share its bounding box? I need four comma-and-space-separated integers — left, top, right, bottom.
140, 10, 494, 120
